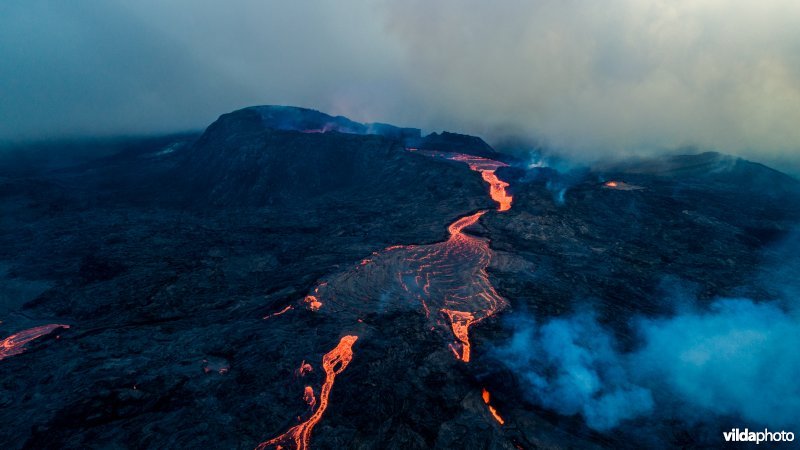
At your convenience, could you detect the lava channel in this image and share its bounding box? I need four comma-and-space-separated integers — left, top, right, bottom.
297, 151, 512, 363
0, 324, 70, 361
257, 335, 358, 450
263, 305, 293, 320
482, 388, 505, 425
409, 149, 513, 212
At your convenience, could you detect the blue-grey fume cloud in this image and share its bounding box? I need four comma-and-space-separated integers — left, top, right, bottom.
383, 0, 800, 162
1, 0, 799, 163
497, 313, 654, 431
497, 298, 800, 431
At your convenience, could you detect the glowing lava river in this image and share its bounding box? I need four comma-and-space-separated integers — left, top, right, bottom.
0, 324, 70, 362
258, 149, 513, 449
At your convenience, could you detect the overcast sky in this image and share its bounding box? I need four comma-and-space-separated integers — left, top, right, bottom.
1, 0, 799, 162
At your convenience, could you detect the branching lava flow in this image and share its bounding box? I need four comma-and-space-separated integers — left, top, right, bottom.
257, 335, 359, 450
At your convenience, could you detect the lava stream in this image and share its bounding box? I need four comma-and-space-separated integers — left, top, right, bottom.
296, 360, 313, 377
411, 149, 513, 212
257, 335, 358, 450
442, 309, 475, 362
263, 305, 293, 320
0, 324, 69, 361
263, 149, 514, 446
303, 386, 317, 409
450, 154, 512, 211
298, 151, 513, 363
482, 388, 505, 425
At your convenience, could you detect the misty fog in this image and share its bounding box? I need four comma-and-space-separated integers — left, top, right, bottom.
1, 0, 798, 165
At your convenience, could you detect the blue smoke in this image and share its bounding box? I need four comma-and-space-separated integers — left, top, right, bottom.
635, 299, 800, 428
497, 298, 800, 431
544, 180, 567, 206
498, 312, 653, 430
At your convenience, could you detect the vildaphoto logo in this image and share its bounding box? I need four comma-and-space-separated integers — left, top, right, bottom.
724, 428, 795, 444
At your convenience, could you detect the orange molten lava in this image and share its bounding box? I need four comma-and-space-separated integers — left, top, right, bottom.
481, 388, 505, 425
303, 295, 322, 311
447, 153, 513, 211
447, 210, 486, 236
0, 324, 69, 361
408, 149, 513, 211
296, 360, 313, 377
481, 171, 513, 212
264, 305, 293, 320
442, 310, 475, 362
294, 150, 512, 376
257, 335, 359, 450
605, 181, 618, 187
303, 386, 316, 409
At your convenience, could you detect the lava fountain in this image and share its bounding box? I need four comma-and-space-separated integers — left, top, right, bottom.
257, 335, 359, 450
0, 324, 70, 361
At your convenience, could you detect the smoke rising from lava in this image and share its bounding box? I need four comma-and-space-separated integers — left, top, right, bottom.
2, 0, 799, 167
494, 218, 800, 433
496, 295, 800, 431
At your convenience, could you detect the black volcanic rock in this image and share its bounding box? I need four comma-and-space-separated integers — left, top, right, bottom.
408, 131, 500, 159
178, 109, 487, 211
599, 151, 800, 193
197, 105, 421, 143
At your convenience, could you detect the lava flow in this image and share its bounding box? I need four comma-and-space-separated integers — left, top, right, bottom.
603, 180, 645, 191
442, 309, 476, 362
263, 305, 293, 320
303, 386, 317, 409
262, 149, 515, 447
257, 335, 358, 450
482, 388, 505, 425
296, 360, 313, 377
450, 154, 513, 211
410, 149, 513, 212
0, 324, 69, 361
298, 150, 513, 363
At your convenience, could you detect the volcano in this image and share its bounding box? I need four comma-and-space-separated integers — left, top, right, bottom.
1, 106, 799, 449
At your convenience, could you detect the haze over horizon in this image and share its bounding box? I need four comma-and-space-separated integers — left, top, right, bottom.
1, 0, 799, 165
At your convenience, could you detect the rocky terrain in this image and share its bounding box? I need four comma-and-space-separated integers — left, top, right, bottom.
1, 106, 798, 449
